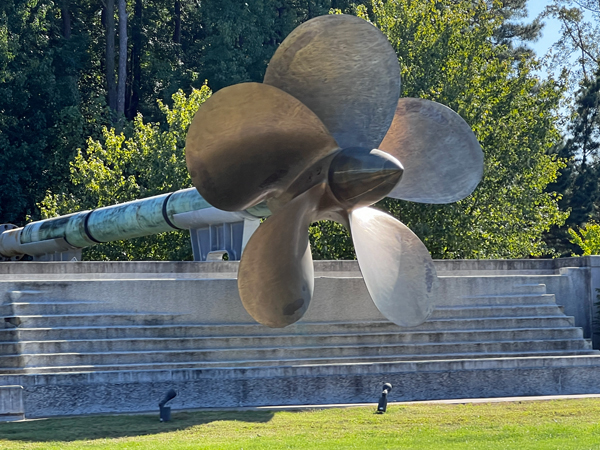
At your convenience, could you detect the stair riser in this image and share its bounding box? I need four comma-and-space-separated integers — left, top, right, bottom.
3, 349, 600, 374
6, 304, 567, 321
430, 305, 563, 319
8, 314, 576, 331
0, 318, 584, 342
2, 323, 404, 341
457, 294, 556, 306
513, 284, 547, 294
0, 330, 16, 342
10, 314, 182, 328
7, 340, 592, 367
9, 303, 104, 316
414, 317, 575, 331
0, 342, 18, 355
5, 327, 588, 354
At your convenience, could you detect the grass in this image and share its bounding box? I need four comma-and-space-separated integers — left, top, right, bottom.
2, 399, 600, 449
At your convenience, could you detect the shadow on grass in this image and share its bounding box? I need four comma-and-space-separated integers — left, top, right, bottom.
0, 410, 275, 442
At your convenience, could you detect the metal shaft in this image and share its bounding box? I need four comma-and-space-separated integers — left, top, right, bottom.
0, 188, 268, 259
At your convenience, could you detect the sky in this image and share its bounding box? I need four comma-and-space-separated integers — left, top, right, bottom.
527, 0, 562, 57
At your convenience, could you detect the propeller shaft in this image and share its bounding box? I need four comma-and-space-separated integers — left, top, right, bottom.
328, 147, 404, 209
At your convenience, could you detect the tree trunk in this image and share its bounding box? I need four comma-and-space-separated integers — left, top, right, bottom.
117, 0, 128, 115
105, 0, 117, 112
173, 0, 181, 44
61, 0, 71, 39
127, 0, 142, 119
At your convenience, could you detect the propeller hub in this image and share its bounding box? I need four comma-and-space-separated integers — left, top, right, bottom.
328, 147, 404, 208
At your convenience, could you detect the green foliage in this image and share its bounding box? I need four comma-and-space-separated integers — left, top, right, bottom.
568, 222, 600, 255
0, 0, 106, 225
545, 65, 600, 255
0, 0, 574, 261
39, 85, 211, 260
0, 0, 344, 228
309, 221, 355, 260
311, 0, 568, 260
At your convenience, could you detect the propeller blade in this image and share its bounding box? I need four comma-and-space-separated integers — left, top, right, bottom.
264, 14, 400, 150
185, 82, 339, 211
349, 207, 438, 327
380, 98, 484, 204
238, 185, 325, 327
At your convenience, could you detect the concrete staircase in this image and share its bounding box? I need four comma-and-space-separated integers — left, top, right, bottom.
0, 283, 596, 374
2, 259, 600, 418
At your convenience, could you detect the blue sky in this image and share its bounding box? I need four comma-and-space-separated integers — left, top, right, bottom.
527, 0, 562, 57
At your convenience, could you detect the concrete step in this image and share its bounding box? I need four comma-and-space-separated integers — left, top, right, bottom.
1, 349, 599, 374
458, 293, 556, 306
3, 315, 578, 332
0, 313, 182, 328
0, 319, 584, 343
431, 304, 564, 319
1, 338, 593, 368
2, 326, 589, 354
6, 290, 45, 302
0, 329, 16, 342
8, 301, 105, 315
513, 283, 547, 294
413, 316, 575, 331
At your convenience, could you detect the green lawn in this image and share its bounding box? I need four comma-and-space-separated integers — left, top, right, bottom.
2, 399, 600, 449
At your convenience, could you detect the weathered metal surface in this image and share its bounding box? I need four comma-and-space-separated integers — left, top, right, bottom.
85, 193, 175, 243
237, 148, 406, 327
1, 189, 260, 258
381, 98, 484, 203
0, 227, 25, 258
64, 211, 97, 248
201, 15, 481, 328
165, 188, 213, 219
264, 14, 401, 150
185, 82, 339, 212
349, 207, 438, 327
328, 148, 403, 209
238, 184, 324, 327
0, 225, 22, 260
21, 212, 89, 246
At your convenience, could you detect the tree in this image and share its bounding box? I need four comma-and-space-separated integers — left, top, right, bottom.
39, 86, 211, 260
1, 0, 343, 230
310, 0, 568, 259
0, 0, 106, 226
117, 0, 127, 115
103, 0, 117, 112
568, 222, 600, 255
545, 66, 600, 255
491, 0, 544, 59
1, 0, 569, 261
544, 0, 600, 99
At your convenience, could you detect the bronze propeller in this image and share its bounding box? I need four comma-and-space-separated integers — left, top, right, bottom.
185, 14, 484, 328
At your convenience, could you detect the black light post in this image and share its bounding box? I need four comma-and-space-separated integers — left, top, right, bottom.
159, 389, 177, 422
377, 383, 392, 413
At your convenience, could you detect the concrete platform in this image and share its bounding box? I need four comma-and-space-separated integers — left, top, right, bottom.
1, 258, 600, 419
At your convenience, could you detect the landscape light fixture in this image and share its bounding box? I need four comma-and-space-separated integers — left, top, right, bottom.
159, 388, 177, 422
377, 383, 393, 413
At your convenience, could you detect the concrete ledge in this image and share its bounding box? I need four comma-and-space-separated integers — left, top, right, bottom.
10, 356, 600, 418
3, 257, 600, 277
